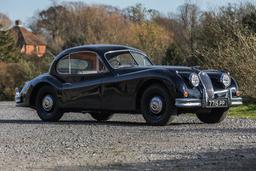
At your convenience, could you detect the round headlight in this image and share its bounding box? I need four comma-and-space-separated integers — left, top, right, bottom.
220, 73, 231, 87
189, 73, 200, 87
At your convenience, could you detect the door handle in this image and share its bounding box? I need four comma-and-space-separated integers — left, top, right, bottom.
63, 83, 72, 87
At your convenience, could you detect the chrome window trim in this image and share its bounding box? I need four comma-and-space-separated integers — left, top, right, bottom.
104, 49, 153, 70
56, 50, 109, 75
56, 54, 70, 75
130, 51, 153, 66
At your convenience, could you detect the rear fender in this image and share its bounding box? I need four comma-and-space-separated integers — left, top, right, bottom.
28, 75, 63, 107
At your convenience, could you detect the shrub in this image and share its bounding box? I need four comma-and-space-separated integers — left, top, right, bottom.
0, 62, 26, 100
0, 55, 53, 101
197, 32, 256, 102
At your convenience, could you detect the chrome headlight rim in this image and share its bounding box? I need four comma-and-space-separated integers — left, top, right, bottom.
189, 73, 200, 87
220, 73, 231, 87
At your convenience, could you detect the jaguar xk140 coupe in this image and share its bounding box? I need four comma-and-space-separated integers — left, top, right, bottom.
15, 44, 242, 125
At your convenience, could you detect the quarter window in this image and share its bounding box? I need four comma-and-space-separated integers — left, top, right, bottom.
57, 55, 70, 74
56, 52, 107, 74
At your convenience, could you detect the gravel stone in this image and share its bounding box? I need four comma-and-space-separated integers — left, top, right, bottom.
0, 102, 255, 170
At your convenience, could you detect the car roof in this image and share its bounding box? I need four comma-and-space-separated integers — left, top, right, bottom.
50, 44, 146, 75
60, 44, 143, 55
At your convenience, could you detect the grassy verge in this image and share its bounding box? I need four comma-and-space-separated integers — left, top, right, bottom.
229, 104, 256, 119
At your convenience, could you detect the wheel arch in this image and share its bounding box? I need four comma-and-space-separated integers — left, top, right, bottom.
136, 78, 176, 112
29, 82, 57, 107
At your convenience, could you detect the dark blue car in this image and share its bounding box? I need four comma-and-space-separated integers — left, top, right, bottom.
15, 44, 243, 125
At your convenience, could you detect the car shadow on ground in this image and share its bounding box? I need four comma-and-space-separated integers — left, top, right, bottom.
52, 147, 256, 171
0, 119, 204, 127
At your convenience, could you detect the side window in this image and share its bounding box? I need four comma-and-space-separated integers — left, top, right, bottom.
131, 52, 152, 66
56, 52, 107, 74
108, 52, 138, 69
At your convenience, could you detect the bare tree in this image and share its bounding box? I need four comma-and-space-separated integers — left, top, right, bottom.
0, 13, 12, 29
177, 3, 200, 57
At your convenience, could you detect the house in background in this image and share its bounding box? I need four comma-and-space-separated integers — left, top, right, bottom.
10, 20, 46, 57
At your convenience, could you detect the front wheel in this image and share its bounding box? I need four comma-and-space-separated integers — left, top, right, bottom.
196, 108, 228, 123
141, 84, 177, 126
36, 86, 64, 122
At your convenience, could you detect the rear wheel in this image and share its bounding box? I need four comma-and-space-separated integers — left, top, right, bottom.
90, 112, 113, 122
196, 108, 228, 123
141, 84, 177, 126
35, 86, 64, 122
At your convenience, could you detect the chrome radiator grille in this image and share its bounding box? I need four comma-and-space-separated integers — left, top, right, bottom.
199, 72, 214, 99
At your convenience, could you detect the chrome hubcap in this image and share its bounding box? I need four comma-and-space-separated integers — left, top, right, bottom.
149, 96, 163, 114
42, 95, 53, 112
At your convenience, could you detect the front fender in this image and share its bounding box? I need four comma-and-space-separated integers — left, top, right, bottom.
135, 69, 181, 100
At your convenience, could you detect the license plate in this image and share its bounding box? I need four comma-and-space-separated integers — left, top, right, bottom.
207, 99, 228, 108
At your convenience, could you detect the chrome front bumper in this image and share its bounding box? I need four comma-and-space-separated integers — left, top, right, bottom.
175, 88, 243, 108
175, 97, 242, 108
15, 87, 29, 107
15, 88, 22, 103
175, 98, 202, 107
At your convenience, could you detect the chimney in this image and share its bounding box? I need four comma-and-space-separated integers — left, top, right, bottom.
15, 20, 22, 26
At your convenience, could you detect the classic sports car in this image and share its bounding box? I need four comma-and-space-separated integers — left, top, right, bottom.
15, 44, 242, 125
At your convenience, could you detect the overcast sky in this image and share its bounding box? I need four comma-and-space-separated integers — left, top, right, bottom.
0, 0, 255, 25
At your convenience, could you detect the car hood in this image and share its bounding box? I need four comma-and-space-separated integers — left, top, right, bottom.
151, 65, 194, 72
115, 65, 224, 78
147, 65, 222, 74
127, 65, 196, 73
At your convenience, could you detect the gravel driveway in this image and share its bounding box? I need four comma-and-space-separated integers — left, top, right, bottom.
0, 101, 255, 170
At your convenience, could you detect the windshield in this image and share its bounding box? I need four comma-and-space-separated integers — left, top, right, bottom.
105, 51, 152, 69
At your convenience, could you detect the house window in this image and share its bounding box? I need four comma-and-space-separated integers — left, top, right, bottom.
35, 45, 38, 54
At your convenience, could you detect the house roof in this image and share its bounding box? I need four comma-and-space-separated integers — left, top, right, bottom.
10, 25, 46, 46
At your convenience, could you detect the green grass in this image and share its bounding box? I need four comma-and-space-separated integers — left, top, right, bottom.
229, 104, 256, 119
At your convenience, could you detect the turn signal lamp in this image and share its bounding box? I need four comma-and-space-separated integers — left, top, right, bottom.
236, 91, 241, 97
183, 90, 189, 98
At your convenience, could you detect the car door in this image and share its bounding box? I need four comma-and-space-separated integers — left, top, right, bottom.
101, 73, 138, 111
101, 51, 140, 111
55, 51, 108, 110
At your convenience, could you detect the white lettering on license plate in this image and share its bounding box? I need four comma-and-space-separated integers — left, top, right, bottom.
207, 99, 227, 107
